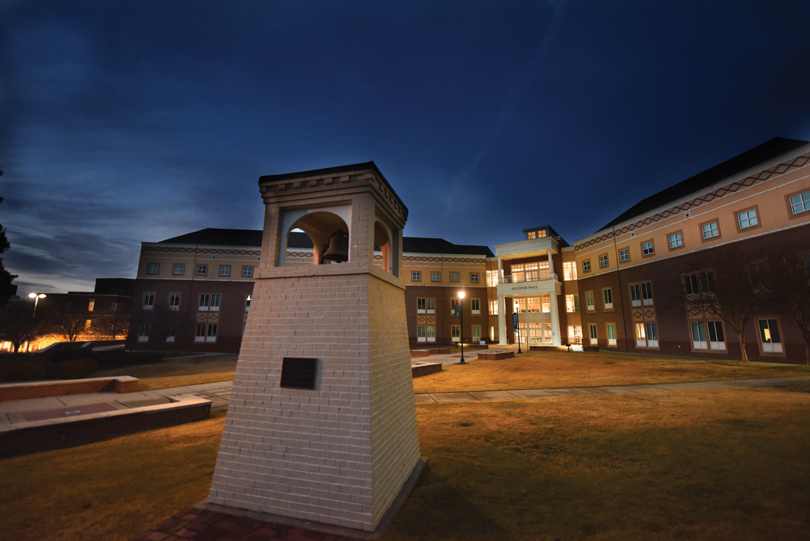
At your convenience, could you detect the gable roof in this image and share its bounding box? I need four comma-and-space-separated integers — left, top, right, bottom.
403, 237, 494, 257
600, 137, 809, 231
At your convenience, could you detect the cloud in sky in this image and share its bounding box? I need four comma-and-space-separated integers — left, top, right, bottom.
1, 0, 809, 297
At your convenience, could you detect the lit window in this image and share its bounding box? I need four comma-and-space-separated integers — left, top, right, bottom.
599, 255, 608, 267
197, 264, 208, 276
173, 264, 185, 275
432, 272, 441, 282
758, 319, 782, 353
642, 241, 654, 256
143, 292, 155, 310
471, 298, 480, 314
565, 294, 579, 313
489, 299, 499, 315
737, 209, 758, 229
702, 221, 719, 239
470, 273, 479, 283
527, 230, 536, 240
450, 272, 459, 282
242, 266, 254, 277
669, 233, 683, 249
412, 271, 421, 281
603, 288, 613, 310
147, 263, 160, 274
563, 262, 577, 281
169, 293, 181, 311
88, 300, 95, 312
583, 260, 591, 272
486, 270, 498, 286
635, 322, 659, 348
606, 324, 617, 346
219, 265, 231, 276
619, 249, 629, 262
586, 291, 595, 312
790, 192, 810, 214
589, 324, 598, 345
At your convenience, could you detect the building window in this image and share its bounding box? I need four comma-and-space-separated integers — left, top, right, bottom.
563, 262, 577, 281
432, 272, 441, 282
707, 321, 725, 350
88, 300, 95, 312
599, 254, 608, 267
619, 249, 629, 263
245, 294, 251, 312
603, 288, 613, 310
527, 230, 536, 239
451, 325, 460, 342
471, 298, 480, 314
199, 294, 221, 312
702, 221, 719, 240
789, 191, 810, 214
197, 264, 208, 276
207, 324, 218, 342
470, 273, 479, 283
143, 292, 155, 310
690, 321, 707, 350
169, 293, 181, 311
641, 241, 654, 256
110, 303, 117, 312
165, 323, 176, 343
737, 209, 758, 229
635, 322, 659, 348
589, 324, 598, 346
242, 266, 254, 277
147, 263, 160, 274
451, 298, 459, 311
173, 264, 185, 275
472, 325, 481, 341
138, 323, 150, 342
606, 323, 617, 347
417, 325, 426, 343
417, 298, 426, 314
565, 294, 580, 313
683, 271, 715, 300
450, 272, 459, 282
486, 270, 498, 286
219, 265, 231, 276
758, 319, 782, 353
426, 298, 435, 314
586, 291, 594, 312
489, 299, 499, 315
669, 232, 683, 249
427, 325, 436, 342
583, 260, 591, 273
630, 282, 654, 307
412, 271, 421, 281
195, 324, 205, 342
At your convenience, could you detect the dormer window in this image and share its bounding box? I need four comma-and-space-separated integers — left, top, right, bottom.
525, 228, 548, 240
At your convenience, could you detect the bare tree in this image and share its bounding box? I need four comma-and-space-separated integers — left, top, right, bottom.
763, 254, 810, 364
681, 258, 767, 362
0, 302, 43, 352
97, 312, 131, 340
49, 312, 89, 343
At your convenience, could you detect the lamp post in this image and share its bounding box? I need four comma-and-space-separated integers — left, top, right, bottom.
458, 290, 466, 364
514, 300, 522, 353
28, 292, 46, 317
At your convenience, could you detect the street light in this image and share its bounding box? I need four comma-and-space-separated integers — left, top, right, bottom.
514, 300, 522, 354
28, 292, 46, 317
458, 290, 466, 364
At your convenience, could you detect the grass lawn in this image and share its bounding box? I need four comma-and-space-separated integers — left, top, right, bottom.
413, 350, 810, 394
93, 353, 237, 390
2, 383, 809, 540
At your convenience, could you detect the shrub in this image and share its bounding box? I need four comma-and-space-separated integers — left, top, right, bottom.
2, 359, 49, 382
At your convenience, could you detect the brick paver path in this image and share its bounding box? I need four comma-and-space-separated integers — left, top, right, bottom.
131, 507, 366, 541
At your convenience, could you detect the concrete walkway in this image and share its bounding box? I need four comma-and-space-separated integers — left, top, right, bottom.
413, 376, 810, 404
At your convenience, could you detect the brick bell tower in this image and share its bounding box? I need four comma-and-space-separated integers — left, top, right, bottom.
208, 162, 421, 532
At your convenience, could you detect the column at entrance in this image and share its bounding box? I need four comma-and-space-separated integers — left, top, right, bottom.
497, 295, 507, 345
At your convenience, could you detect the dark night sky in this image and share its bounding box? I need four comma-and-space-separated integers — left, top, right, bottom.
2, 0, 810, 296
